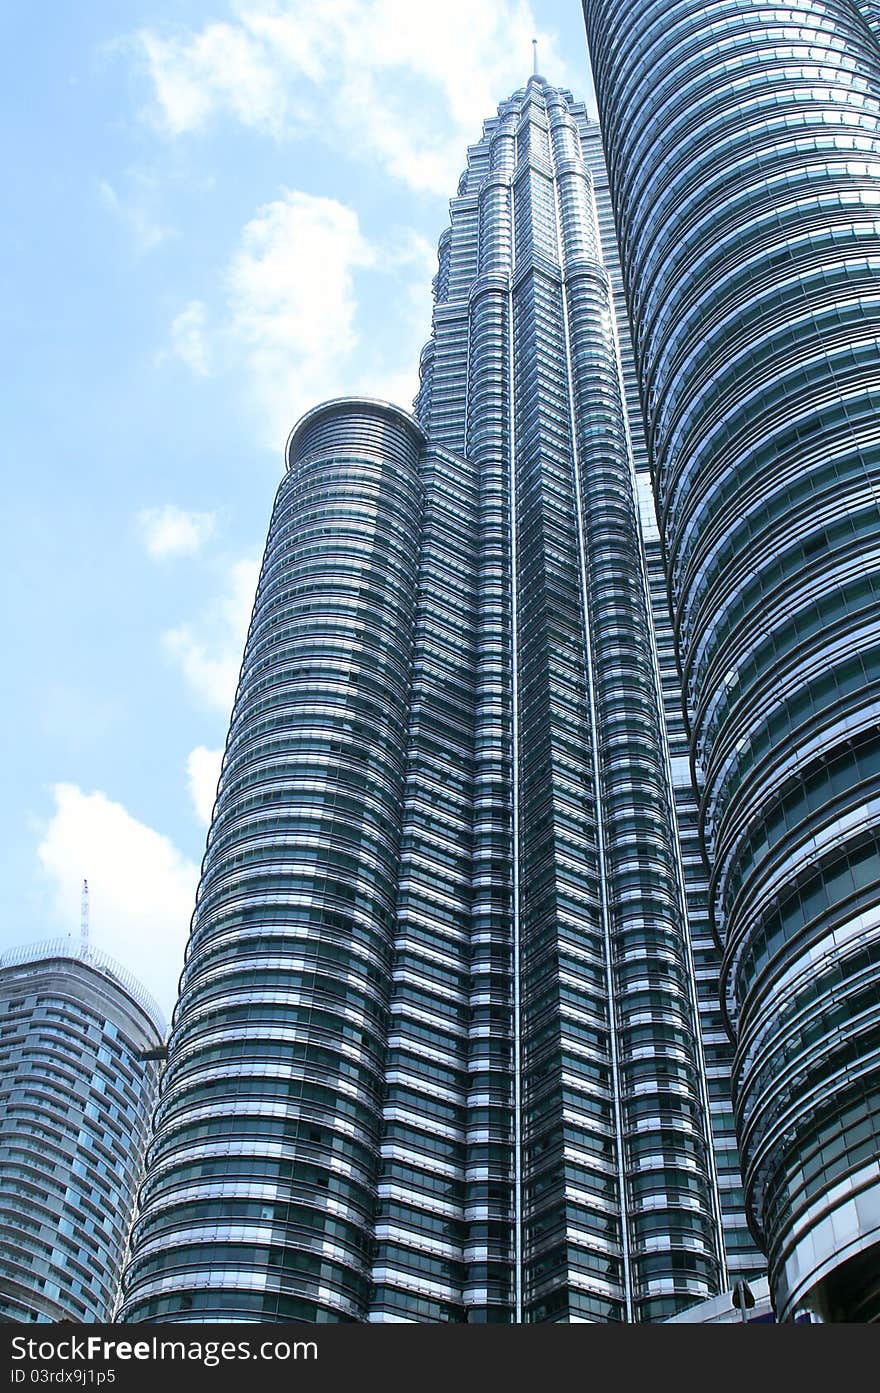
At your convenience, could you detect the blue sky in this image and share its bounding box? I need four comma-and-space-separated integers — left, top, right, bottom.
1, 1, 596, 1019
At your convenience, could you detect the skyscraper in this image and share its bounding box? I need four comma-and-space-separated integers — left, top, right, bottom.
0, 941, 163, 1323
119, 69, 764, 1326
582, 0, 880, 1322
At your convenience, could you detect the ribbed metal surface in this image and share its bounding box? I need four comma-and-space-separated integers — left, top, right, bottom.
0, 954, 160, 1322
394, 74, 726, 1324
119, 74, 755, 1325
583, 0, 880, 1321
551, 90, 722, 1321
118, 400, 424, 1322
580, 116, 765, 1288
0, 939, 165, 1037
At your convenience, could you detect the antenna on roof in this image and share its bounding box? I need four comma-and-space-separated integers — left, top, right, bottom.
80, 879, 90, 962
532, 38, 539, 75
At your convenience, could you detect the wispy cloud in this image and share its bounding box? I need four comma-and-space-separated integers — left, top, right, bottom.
130, 1, 578, 196
163, 556, 260, 712
223, 189, 375, 446
136, 20, 290, 138
186, 745, 223, 825
163, 191, 431, 449
36, 784, 199, 1015
141, 4, 574, 450
167, 300, 211, 377
138, 502, 216, 559
98, 174, 174, 253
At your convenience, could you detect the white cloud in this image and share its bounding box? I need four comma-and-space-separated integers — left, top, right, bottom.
132, 2, 580, 195
138, 502, 216, 559
163, 556, 260, 712
168, 300, 211, 377
186, 745, 223, 825
137, 21, 289, 137
132, 5, 587, 446
98, 175, 173, 253
222, 189, 375, 447
36, 784, 199, 1018
161, 194, 431, 449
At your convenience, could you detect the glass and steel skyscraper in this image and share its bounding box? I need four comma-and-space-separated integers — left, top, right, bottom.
582, 0, 880, 1322
118, 72, 762, 1324
578, 119, 765, 1289
0, 941, 163, 1323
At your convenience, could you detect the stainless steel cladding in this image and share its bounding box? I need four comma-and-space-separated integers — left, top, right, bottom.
118, 400, 424, 1322
583, 0, 880, 1321
0, 944, 162, 1322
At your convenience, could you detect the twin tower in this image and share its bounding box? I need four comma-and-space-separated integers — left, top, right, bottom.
120, 0, 880, 1327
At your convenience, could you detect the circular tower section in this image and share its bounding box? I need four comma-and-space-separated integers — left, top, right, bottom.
0, 942, 163, 1322
583, 0, 880, 1319
119, 399, 424, 1323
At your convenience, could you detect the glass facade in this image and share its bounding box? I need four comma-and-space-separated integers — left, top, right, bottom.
119, 76, 759, 1323
582, 0, 880, 1321
121, 401, 424, 1323
0, 942, 163, 1322
580, 120, 766, 1286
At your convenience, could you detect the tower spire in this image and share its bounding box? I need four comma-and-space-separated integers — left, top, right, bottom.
80, 878, 89, 962
532, 37, 538, 75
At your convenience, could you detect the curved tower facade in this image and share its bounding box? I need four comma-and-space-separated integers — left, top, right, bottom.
120, 400, 424, 1322
583, 0, 880, 1320
0, 942, 162, 1323
120, 75, 755, 1323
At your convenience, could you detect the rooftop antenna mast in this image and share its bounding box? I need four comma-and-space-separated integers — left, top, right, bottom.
80, 878, 90, 961
532, 37, 539, 75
